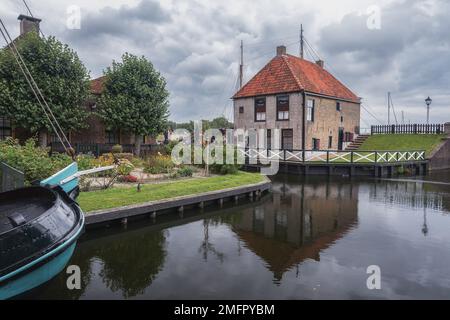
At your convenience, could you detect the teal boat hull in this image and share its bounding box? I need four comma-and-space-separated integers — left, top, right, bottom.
0, 162, 84, 300
0, 242, 77, 300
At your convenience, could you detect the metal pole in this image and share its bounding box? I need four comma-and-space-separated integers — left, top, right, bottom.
239, 40, 243, 88
387, 92, 391, 125
427, 105, 430, 125
300, 24, 304, 59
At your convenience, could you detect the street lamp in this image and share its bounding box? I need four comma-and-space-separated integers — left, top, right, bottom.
425, 96, 432, 124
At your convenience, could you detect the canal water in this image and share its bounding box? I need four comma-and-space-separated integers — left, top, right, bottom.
29, 172, 450, 299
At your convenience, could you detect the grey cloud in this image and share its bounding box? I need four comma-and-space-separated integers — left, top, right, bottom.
66, 0, 171, 41
316, 0, 450, 123
3, 0, 449, 123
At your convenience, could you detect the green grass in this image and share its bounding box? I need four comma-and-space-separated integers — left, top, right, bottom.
78, 171, 265, 212
358, 134, 446, 156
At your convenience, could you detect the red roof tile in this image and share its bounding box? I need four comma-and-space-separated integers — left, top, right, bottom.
90, 76, 105, 95
233, 54, 360, 103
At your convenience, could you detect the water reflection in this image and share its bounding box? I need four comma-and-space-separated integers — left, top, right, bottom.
27, 174, 450, 299
369, 181, 446, 212
230, 179, 358, 283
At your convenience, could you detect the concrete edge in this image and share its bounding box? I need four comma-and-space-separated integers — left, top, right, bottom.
428, 136, 449, 159
84, 176, 271, 226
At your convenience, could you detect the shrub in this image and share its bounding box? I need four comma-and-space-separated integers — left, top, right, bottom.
208, 147, 241, 175
178, 166, 193, 177
91, 153, 116, 177
164, 140, 179, 155
130, 156, 145, 167
114, 152, 134, 161
111, 144, 123, 154
211, 163, 239, 175
76, 154, 96, 170
144, 154, 175, 174
0, 138, 72, 184
117, 158, 134, 176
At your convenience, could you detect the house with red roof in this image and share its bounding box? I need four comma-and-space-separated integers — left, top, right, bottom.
233, 45, 361, 150
1, 15, 156, 154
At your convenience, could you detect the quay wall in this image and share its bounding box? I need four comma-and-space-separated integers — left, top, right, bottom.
429, 122, 450, 171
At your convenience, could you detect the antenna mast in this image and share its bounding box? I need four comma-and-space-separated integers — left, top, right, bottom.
300, 24, 304, 59
387, 92, 391, 125
239, 40, 243, 88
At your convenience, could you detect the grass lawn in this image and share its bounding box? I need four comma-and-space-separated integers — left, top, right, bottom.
358, 134, 446, 156
78, 171, 265, 212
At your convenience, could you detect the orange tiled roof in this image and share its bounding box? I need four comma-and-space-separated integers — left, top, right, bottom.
90, 76, 106, 95
233, 54, 360, 103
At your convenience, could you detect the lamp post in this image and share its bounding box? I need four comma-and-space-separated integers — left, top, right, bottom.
425, 96, 432, 125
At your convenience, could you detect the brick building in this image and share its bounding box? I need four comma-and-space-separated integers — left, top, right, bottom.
233, 45, 361, 150
0, 15, 155, 150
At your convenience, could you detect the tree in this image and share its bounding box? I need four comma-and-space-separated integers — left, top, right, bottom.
0, 32, 90, 147
206, 116, 234, 130
97, 53, 169, 155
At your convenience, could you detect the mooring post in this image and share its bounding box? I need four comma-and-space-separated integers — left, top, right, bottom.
218, 198, 223, 207
199, 201, 204, 209
234, 195, 239, 204
151, 211, 156, 219
379, 166, 385, 177
121, 217, 128, 226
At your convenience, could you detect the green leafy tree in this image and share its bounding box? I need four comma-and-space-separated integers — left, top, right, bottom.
0, 32, 90, 147
97, 53, 170, 155
206, 116, 234, 130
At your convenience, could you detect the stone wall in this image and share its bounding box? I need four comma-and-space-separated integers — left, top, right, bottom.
429, 122, 450, 171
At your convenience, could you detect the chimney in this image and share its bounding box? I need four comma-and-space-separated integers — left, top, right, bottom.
315, 60, 324, 68
18, 14, 41, 35
276, 45, 286, 56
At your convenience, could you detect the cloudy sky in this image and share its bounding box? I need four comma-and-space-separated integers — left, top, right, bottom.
1, 0, 449, 126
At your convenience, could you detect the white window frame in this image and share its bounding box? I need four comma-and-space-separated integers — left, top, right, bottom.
277, 111, 289, 120
306, 99, 314, 122
256, 112, 266, 121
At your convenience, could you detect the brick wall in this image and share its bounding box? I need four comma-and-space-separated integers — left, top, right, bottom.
234, 92, 304, 149
234, 92, 360, 150
304, 94, 360, 150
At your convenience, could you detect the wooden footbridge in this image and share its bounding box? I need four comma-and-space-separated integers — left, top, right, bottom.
240, 148, 428, 177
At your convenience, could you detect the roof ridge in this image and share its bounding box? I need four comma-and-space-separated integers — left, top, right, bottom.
285, 54, 359, 100
281, 55, 304, 90
232, 56, 277, 99
233, 52, 360, 102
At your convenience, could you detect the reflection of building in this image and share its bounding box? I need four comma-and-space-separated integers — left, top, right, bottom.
232, 180, 358, 282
